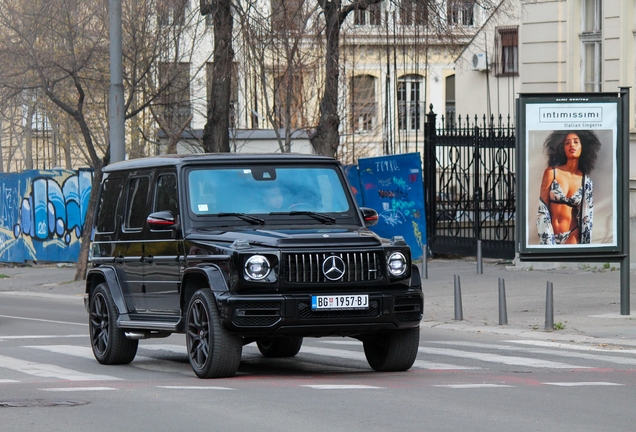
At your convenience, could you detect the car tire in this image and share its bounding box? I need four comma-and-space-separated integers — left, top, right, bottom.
256, 337, 303, 358
186, 289, 242, 378
89, 283, 138, 365
363, 327, 420, 372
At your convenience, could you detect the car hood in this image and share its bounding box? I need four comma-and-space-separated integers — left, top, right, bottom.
185, 226, 384, 249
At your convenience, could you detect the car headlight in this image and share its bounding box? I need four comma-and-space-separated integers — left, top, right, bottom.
387, 252, 407, 276
244, 255, 271, 281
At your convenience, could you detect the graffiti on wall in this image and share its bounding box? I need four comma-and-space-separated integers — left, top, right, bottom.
0, 169, 92, 263
348, 153, 426, 261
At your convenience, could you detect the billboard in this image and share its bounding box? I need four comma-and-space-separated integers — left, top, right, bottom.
517, 93, 626, 259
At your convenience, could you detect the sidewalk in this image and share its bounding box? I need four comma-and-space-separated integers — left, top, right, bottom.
1, 259, 635, 347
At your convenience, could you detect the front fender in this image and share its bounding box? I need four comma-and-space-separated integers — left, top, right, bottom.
182, 265, 230, 293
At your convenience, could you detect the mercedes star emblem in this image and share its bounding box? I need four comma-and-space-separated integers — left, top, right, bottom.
322, 255, 346, 281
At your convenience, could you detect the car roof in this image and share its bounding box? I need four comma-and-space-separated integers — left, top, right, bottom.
103, 153, 338, 173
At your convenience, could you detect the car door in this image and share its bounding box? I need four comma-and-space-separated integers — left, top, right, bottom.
119, 173, 151, 313
143, 170, 182, 314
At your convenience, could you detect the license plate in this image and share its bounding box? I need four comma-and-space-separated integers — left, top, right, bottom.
311, 294, 369, 311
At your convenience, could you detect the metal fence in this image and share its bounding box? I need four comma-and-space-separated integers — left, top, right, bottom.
424, 107, 516, 259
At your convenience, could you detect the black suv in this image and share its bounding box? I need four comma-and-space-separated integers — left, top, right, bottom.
85, 153, 423, 378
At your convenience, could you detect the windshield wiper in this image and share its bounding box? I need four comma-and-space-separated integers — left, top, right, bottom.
217, 213, 265, 225
269, 211, 336, 224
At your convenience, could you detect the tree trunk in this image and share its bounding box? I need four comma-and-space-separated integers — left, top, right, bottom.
311, 0, 341, 158
73, 167, 103, 281
201, 0, 233, 153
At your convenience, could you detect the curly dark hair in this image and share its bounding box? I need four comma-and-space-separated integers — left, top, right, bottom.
543, 130, 602, 175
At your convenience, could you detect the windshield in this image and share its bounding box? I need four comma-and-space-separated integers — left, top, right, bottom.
187, 166, 351, 216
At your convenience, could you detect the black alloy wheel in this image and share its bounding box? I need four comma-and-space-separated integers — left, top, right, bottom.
186, 289, 242, 378
256, 337, 303, 358
89, 283, 138, 365
363, 326, 420, 372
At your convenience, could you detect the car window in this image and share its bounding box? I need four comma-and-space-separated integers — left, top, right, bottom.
95, 176, 123, 233
154, 174, 178, 215
124, 176, 150, 230
187, 166, 351, 215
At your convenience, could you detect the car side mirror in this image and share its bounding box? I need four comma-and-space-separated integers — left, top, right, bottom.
360, 207, 379, 227
147, 211, 178, 231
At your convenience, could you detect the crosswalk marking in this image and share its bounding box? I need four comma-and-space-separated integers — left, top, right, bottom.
0, 354, 120, 381
0, 314, 87, 327
40, 387, 117, 391
433, 384, 514, 389
300, 345, 478, 370
543, 382, 624, 387
0, 335, 86, 341
27, 345, 193, 376
507, 340, 636, 354
158, 386, 235, 390
300, 385, 383, 390
419, 346, 590, 369
429, 341, 636, 366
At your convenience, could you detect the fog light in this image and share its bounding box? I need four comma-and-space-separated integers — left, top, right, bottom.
244, 255, 271, 280
387, 252, 407, 276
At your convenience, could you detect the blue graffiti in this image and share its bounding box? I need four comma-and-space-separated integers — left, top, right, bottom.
13, 171, 92, 245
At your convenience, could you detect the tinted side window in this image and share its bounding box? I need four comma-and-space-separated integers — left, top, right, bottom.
154, 174, 178, 215
125, 176, 150, 230
95, 177, 123, 233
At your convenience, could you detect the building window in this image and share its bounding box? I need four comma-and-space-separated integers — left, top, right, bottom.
158, 0, 187, 27
447, 0, 474, 27
206, 62, 239, 129
355, 2, 382, 26
445, 74, 456, 129
159, 62, 191, 130
397, 74, 424, 131
580, 0, 602, 92
271, 0, 304, 32
494, 26, 518, 77
350, 75, 377, 133
400, 0, 429, 26
273, 71, 304, 129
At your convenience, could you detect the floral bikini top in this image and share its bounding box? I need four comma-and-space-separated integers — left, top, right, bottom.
549, 168, 583, 207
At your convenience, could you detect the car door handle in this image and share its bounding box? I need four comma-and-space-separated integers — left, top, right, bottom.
115, 256, 124, 264
145, 256, 153, 264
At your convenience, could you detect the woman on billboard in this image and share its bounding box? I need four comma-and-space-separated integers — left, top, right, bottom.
537, 130, 601, 244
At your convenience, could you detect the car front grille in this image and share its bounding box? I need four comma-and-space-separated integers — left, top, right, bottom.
283, 252, 382, 283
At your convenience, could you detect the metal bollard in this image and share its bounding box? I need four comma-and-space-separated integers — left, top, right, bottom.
422, 247, 428, 280
498, 278, 508, 325
545, 281, 554, 331
454, 274, 463, 321
476, 240, 483, 274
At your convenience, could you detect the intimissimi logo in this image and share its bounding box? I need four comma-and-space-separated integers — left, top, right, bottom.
539, 107, 602, 122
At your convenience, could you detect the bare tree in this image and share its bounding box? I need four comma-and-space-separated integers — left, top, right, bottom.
200, 0, 233, 152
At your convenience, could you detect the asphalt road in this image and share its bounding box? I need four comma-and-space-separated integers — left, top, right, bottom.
1, 291, 636, 432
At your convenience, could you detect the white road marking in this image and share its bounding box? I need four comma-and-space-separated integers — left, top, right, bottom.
432, 384, 514, 389
506, 340, 636, 354
158, 386, 234, 390
139, 344, 186, 354
419, 346, 590, 369
0, 291, 83, 300
300, 385, 383, 390
28, 345, 193, 376
0, 379, 19, 383
429, 340, 636, 366
300, 346, 478, 370
543, 382, 624, 387
0, 354, 121, 381
0, 314, 87, 327
40, 387, 117, 391
0, 335, 86, 340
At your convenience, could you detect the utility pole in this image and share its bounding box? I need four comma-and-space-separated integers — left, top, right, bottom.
109, 0, 125, 163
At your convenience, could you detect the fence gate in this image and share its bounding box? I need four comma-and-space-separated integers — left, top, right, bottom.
424, 108, 516, 260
